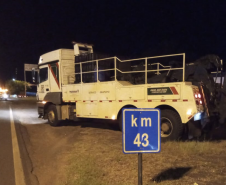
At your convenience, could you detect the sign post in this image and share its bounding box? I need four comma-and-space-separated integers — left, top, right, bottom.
122, 108, 161, 185
138, 153, 142, 185
24, 64, 38, 96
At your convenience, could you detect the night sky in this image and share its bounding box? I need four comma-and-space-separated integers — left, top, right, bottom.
0, 0, 226, 85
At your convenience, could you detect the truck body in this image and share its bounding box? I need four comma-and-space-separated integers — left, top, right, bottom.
37, 43, 206, 141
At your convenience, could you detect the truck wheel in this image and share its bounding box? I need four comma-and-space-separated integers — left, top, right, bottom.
118, 113, 122, 131
161, 109, 183, 142
47, 105, 60, 126
118, 106, 136, 131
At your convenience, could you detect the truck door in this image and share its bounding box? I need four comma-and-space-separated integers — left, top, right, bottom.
38, 65, 50, 100
48, 62, 60, 92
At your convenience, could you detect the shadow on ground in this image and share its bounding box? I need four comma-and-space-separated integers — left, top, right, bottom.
55, 119, 120, 131
42, 114, 226, 141
206, 124, 226, 140
57, 120, 226, 141
189, 123, 226, 142
151, 167, 192, 183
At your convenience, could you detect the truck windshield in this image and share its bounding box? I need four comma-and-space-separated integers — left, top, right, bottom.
39, 67, 48, 83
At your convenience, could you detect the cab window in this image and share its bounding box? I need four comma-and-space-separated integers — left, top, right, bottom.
39, 67, 48, 83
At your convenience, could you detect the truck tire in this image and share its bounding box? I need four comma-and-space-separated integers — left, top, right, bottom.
47, 104, 60, 126
161, 109, 183, 142
118, 113, 122, 131
118, 106, 137, 131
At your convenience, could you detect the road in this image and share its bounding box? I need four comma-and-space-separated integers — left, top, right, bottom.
2, 97, 226, 185
0, 97, 119, 185
0, 97, 64, 185
0, 100, 15, 185
0, 98, 41, 185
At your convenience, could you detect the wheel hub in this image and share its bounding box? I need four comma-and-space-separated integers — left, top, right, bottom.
161, 122, 170, 132
48, 110, 55, 123
161, 117, 173, 137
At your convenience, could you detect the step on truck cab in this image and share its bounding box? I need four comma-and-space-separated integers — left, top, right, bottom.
37, 42, 204, 141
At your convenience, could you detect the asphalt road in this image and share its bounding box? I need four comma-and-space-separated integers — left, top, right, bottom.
0, 100, 15, 185
1, 97, 226, 185
0, 97, 39, 185
0, 97, 120, 185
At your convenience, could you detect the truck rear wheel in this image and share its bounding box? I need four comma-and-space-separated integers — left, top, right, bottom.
47, 105, 60, 126
161, 109, 183, 142
118, 113, 122, 131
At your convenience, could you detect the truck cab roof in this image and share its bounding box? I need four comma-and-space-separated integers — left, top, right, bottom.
39, 49, 74, 65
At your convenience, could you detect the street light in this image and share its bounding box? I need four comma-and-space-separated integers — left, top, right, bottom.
12, 78, 15, 81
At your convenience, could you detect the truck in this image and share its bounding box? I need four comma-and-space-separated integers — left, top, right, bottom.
37, 42, 224, 141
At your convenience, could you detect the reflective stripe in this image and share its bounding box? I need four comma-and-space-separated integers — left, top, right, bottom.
170, 87, 179, 95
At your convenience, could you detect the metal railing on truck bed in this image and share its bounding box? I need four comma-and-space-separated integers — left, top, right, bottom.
62, 53, 185, 85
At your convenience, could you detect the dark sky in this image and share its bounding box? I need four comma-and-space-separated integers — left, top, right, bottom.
0, 0, 226, 85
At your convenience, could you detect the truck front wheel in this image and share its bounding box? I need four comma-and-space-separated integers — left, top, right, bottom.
47, 105, 60, 126
161, 109, 183, 142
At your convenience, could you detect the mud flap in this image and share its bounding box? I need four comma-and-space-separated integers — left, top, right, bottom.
188, 120, 202, 138
56, 105, 62, 120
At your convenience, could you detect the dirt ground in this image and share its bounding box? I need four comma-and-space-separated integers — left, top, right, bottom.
19, 113, 226, 185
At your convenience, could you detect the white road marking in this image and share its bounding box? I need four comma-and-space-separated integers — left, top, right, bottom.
9, 107, 26, 185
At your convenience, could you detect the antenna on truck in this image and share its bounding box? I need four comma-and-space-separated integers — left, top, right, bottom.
72, 41, 93, 56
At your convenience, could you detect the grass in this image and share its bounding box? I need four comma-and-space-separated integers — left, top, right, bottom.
62, 127, 226, 185
67, 155, 105, 185
164, 141, 213, 155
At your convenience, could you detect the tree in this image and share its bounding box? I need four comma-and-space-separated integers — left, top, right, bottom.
5, 80, 30, 95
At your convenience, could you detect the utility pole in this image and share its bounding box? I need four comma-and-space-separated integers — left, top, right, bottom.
15, 68, 18, 80
24, 69, 26, 96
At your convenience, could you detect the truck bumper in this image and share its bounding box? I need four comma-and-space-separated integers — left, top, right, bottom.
37, 102, 45, 117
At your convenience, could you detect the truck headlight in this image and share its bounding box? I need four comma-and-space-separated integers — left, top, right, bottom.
3, 94, 8, 98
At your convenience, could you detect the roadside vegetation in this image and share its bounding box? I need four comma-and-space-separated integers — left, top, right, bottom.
5, 80, 30, 95
61, 124, 226, 185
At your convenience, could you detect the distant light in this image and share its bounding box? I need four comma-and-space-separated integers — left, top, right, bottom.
12, 78, 15, 81
198, 93, 201, 98
42, 101, 47, 104
112, 115, 116, 120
